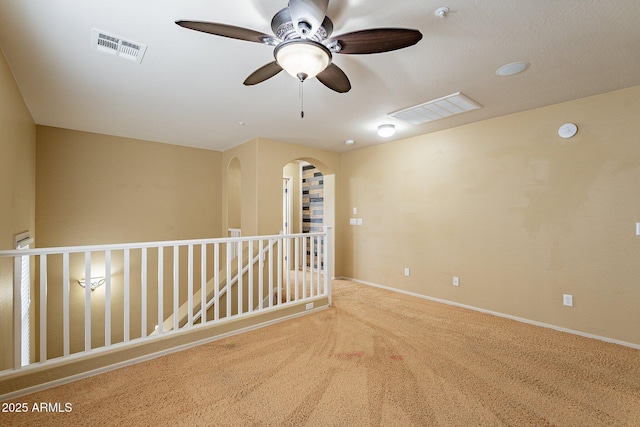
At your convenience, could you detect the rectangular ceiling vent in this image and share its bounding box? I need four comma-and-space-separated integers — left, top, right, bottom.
91, 29, 147, 64
389, 92, 482, 125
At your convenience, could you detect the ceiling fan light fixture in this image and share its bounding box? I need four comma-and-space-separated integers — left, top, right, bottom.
377, 124, 396, 138
275, 40, 331, 81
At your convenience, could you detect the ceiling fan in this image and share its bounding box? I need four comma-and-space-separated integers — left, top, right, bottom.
176, 0, 423, 94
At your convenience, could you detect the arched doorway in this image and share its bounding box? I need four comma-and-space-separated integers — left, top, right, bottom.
283, 158, 335, 278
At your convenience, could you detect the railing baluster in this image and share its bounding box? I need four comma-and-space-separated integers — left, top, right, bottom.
294, 237, 300, 302
318, 235, 323, 295
124, 249, 130, 342
248, 240, 254, 312
201, 243, 206, 324
40, 254, 47, 363
302, 237, 307, 300
214, 243, 219, 321
157, 247, 164, 334
173, 245, 179, 331
277, 237, 282, 305
285, 236, 290, 303
84, 252, 92, 352
62, 252, 70, 357
258, 239, 264, 310
316, 236, 321, 296
105, 250, 112, 346
226, 242, 231, 318
237, 240, 243, 315
268, 239, 273, 307
188, 244, 193, 327
324, 227, 332, 305
13, 255, 22, 369
310, 236, 315, 297
319, 235, 324, 295
141, 248, 147, 338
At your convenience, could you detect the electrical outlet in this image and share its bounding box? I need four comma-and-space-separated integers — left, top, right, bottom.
349, 218, 357, 225
563, 294, 573, 307
306, 302, 314, 310
404, 267, 410, 277
356, 218, 363, 226
453, 276, 459, 286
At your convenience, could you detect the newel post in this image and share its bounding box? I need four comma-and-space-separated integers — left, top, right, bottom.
323, 226, 333, 306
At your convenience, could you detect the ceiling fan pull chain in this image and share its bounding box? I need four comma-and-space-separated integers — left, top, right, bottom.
300, 80, 305, 118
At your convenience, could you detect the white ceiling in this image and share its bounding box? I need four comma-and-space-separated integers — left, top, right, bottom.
1, 0, 639, 153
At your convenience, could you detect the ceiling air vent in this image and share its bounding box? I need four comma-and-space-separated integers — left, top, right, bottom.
389, 92, 482, 125
91, 29, 147, 64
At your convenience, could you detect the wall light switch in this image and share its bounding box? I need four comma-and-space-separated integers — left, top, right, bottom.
349, 218, 357, 225
453, 276, 459, 287
404, 268, 410, 277
356, 218, 363, 226
353, 207, 358, 215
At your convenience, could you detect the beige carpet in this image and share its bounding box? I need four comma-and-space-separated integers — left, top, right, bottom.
2, 279, 640, 426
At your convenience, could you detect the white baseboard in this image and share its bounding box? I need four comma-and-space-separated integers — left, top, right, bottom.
337, 276, 640, 350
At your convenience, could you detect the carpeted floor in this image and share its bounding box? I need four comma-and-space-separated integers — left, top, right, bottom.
2, 279, 640, 426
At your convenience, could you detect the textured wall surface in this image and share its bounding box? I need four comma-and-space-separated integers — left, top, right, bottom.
341, 85, 640, 346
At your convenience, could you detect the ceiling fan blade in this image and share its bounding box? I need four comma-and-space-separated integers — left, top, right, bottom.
289, 0, 330, 37
243, 61, 284, 86
329, 28, 422, 54
175, 21, 277, 45
316, 63, 351, 93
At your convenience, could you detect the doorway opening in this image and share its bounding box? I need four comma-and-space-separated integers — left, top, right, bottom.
283, 159, 334, 276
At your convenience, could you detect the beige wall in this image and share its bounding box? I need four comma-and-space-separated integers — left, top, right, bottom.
227, 157, 242, 230
0, 50, 35, 249
36, 126, 222, 246
283, 161, 302, 234
341, 85, 640, 345
222, 139, 259, 236
0, 48, 36, 370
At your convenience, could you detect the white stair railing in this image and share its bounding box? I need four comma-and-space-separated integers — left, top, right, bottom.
0, 228, 332, 375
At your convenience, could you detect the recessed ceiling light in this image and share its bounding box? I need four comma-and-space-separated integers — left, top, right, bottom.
496, 62, 529, 77
345, 139, 355, 145
377, 124, 396, 138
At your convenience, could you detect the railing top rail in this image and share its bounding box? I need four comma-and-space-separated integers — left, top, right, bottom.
0, 229, 331, 257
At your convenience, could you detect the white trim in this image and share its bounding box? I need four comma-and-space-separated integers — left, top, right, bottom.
0, 231, 326, 258
338, 276, 640, 351
283, 176, 293, 235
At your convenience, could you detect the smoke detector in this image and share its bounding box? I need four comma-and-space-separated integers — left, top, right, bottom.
435, 7, 450, 18
91, 29, 147, 63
